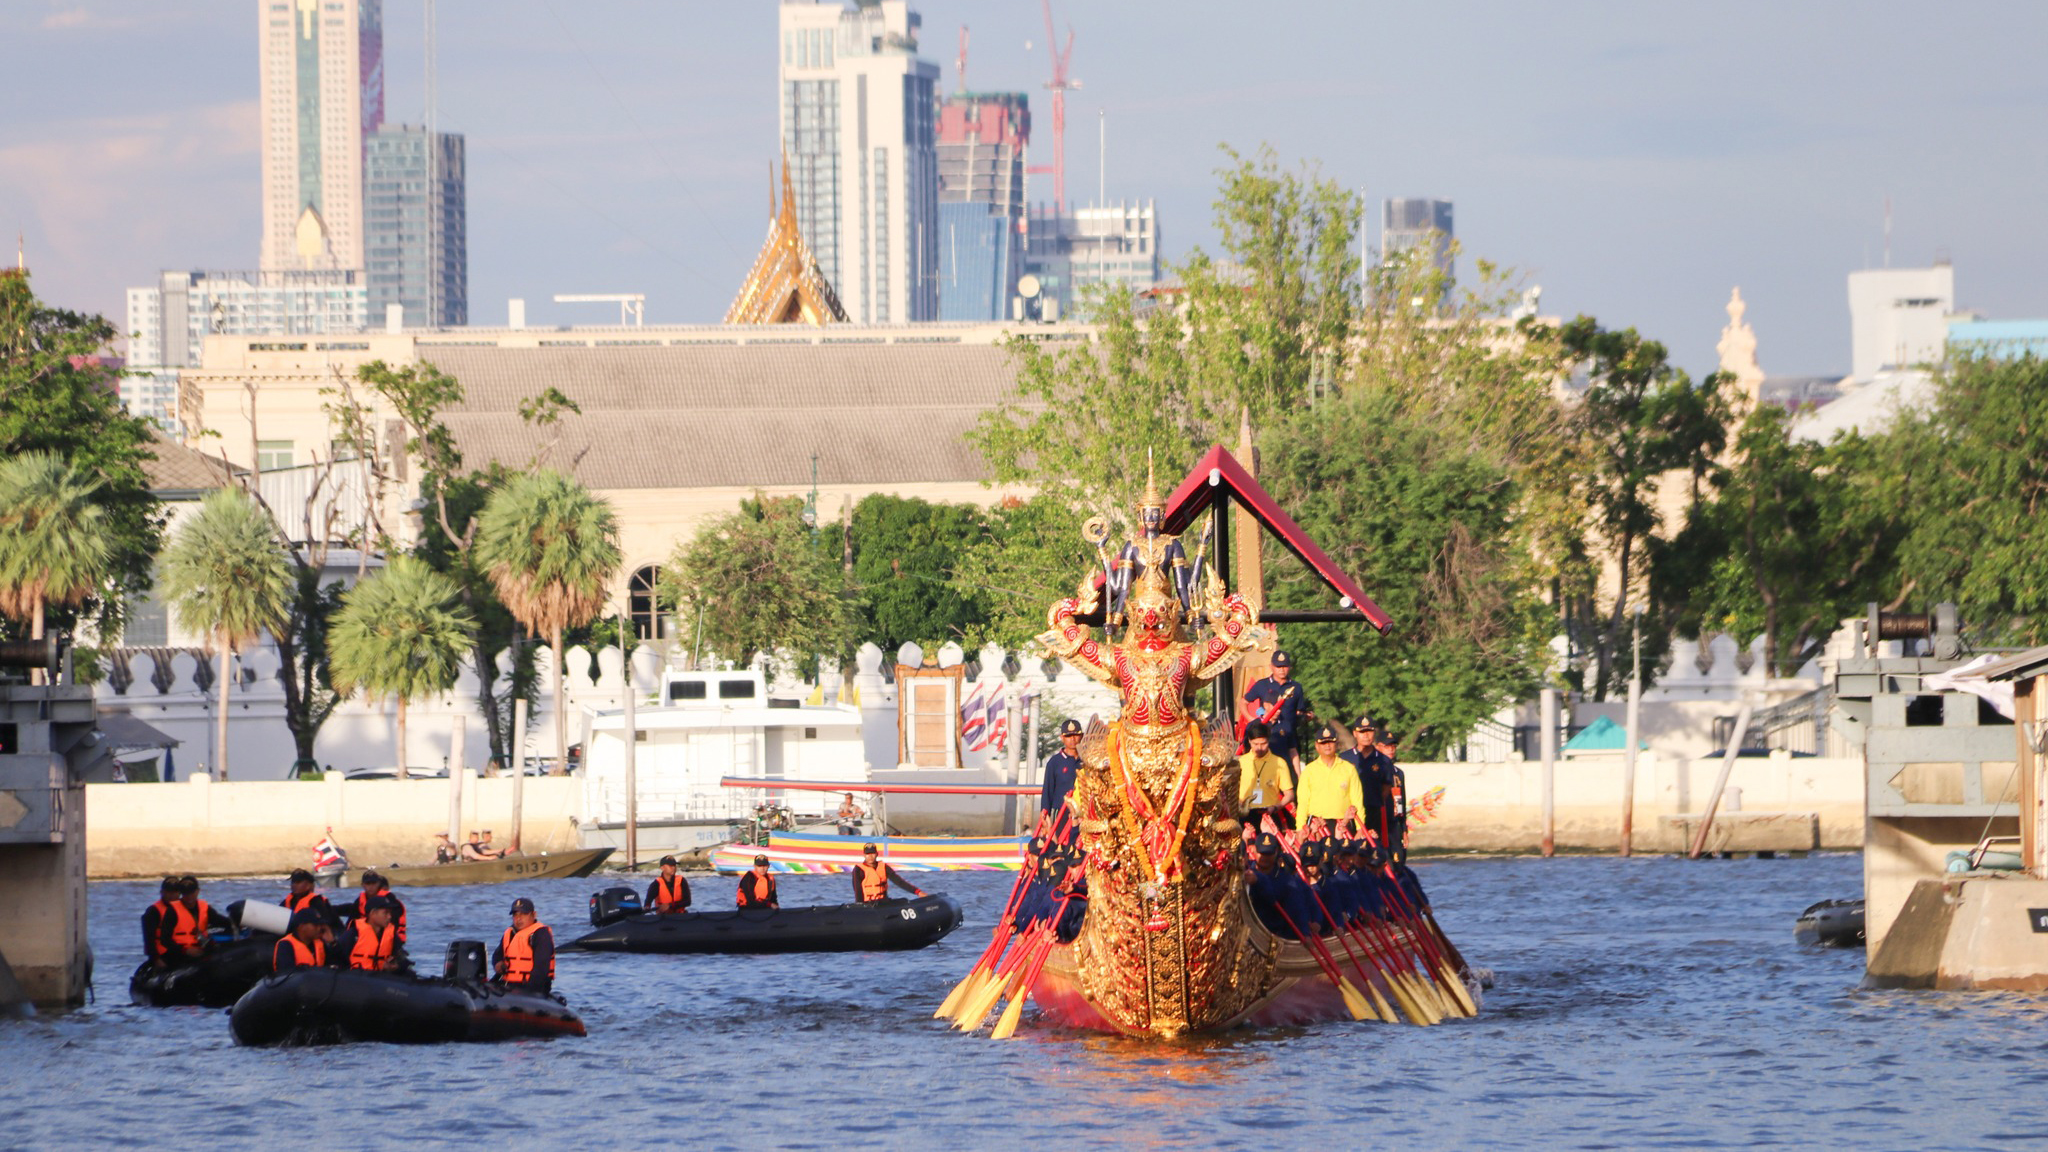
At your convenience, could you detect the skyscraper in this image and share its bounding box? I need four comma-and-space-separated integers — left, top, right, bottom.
365, 125, 467, 327
1382, 198, 1454, 281
937, 92, 1028, 321
777, 0, 940, 324
1022, 201, 1161, 319
259, 0, 384, 272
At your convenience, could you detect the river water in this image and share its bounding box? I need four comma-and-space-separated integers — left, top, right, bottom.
5, 853, 2044, 1150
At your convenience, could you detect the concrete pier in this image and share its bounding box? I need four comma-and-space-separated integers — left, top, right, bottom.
0, 674, 103, 1010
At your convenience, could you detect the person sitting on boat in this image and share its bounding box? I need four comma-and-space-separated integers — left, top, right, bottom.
333, 896, 405, 973
737, 855, 779, 909
141, 877, 179, 970
1310, 840, 1361, 929
479, 829, 510, 857
461, 831, 503, 861
852, 843, 926, 903
1328, 839, 1382, 924
836, 793, 866, 836
281, 868, 337, 926
1237, 722, 1295, 832
1050, 848, 1089, 944
433, 832, 459, 864
272, 909, 331, 973
646, 856, 693, 913
334, 870, 410, 945
1294, 725, 1364, 830
493, 897, 555, 994
1245, 833, 1320, 940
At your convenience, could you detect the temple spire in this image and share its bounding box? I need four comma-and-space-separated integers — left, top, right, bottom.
725, 145, 848, 325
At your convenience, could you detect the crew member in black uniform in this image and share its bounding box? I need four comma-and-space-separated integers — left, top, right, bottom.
1375, 727, 1409, 862
736, 855, 779, 909
335, 870, 408, 944
1241, 651, 1312, 764
1340, 715, 1385, 844
272, 909, 331, 973
646, 855, 693, 913
164, 876, 232, 967
493, 897, 555, 993
1041, 719, 1085, 829
332, 896, 406, 973
280, 868, 337, 925
852, 843, 926, 903
1246, 832, 1321, 939
141, 877, 179, 970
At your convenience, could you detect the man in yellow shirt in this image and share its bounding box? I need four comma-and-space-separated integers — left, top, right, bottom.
1236, 722, 1295, 830
1294, 723, 1363, 829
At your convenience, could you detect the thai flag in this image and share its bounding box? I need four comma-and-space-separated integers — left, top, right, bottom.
979, 692, 1009, 752
312, 834, 347, 871
959, 683, 986, 747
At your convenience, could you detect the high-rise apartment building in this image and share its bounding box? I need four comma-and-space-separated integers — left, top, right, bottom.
936, 92, 1029, 321
365, 125, 467, 327
126, 270, 369, 370
1847, 264, 1955, 381
777, 0, 940, 323
259, 0, 384, 272
1023, 201, 1161, 318
1382, 197, 1454, 280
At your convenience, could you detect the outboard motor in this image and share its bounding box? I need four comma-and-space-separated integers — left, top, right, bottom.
589, 887, 643, 927
444, 940, 487, 983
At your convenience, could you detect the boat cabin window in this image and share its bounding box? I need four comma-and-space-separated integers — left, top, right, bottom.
719, 679, 757, 700
669, 680, 707, 702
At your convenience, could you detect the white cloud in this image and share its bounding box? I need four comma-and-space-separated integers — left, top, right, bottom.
39, 7, 137, 31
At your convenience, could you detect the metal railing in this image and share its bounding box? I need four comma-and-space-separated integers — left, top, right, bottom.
1714, 687, 1833, 756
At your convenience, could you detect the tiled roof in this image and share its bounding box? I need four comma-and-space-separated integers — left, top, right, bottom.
141, 430, 236, 495
421, 342, 1030, 490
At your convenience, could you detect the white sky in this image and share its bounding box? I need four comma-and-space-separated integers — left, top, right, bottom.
3, 0, 2045, 377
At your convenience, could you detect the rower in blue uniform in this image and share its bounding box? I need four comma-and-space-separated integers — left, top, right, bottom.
1040, 719, 1084, 830
1246, 832, 1321, 939
1241, 651, 1312, 764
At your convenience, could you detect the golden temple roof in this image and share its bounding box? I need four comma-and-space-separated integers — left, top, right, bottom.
724, 156, 848, 326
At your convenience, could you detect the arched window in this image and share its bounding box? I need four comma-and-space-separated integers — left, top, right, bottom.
628, 565, 663, 640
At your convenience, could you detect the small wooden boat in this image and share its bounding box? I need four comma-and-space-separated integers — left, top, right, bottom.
1794, 898, 1865, 947
339, 846, 614, 889
708, 831, 1024, 875
229, 965, 586, 1046
564, 887, 963, 954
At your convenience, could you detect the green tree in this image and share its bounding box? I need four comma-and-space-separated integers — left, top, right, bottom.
847, 494, 991, 652
329, 555, 478, 777
1261, 384, 1550, 758
0, 271, 161, 639
0, 451, 112, 643
159, 488, 291, 780
948, 494, 1094, 649
1659, 405, 1900, 676
474, 468, 621, 773
665, 494, 855, 676
1557, 318, 1731, 699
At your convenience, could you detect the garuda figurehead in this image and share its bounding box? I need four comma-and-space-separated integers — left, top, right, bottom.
1125, 564, 1182, 650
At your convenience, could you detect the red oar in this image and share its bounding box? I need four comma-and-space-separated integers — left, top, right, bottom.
937, 808, 1065, 1020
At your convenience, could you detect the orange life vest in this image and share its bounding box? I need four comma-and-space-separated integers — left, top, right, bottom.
652, 874, 688, 908
284, 891, 319, 914
737, 872, 776, 907
856, 861, 892, 902
168, 900, 213, 947
348, 920, 396, 971
499, 922, 552, 981
355, 891, 407, 942
276, 934, 325, 972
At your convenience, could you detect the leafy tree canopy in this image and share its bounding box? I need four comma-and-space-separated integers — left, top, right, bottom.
664, 494, 855, 676
846, 494, 992, 654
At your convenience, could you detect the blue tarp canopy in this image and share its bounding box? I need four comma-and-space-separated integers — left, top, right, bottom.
1562, 715, 1645, 753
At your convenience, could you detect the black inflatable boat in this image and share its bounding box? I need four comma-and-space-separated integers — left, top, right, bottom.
131, 901, 283, 1008
564, 887, 964, 954
1794, 898, 1865, 947
229, 942, 586, 1046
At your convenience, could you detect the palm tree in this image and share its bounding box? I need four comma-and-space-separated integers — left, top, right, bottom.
159, 488, 291, 781
329, 556, 477, 779
473, 469, 621, 776
0, 451, 112, 643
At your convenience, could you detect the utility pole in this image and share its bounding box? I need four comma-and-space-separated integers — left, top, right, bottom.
1540, 688, 1558, 858
1621, 607, 1642, 857
620, 613, 638, 872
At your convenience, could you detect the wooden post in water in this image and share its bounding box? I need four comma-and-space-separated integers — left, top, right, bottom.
1621, 612, 1642, 857
1540, 688, 1558, 858
447, 714, 465, 843
511, 696, 528, 854
621, 620, 638, 872
1689, 698, 1753, 859
1002, 692, 1021, 835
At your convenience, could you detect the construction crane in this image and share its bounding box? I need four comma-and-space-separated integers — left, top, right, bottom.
956, 25, 969, 93
1024, 0, 1080, 212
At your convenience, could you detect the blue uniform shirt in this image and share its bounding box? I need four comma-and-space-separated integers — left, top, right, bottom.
1041, 749, 1082, 816
1242, 677, 1311, 755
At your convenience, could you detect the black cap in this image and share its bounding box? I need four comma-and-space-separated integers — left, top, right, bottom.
862, 843, 879, 853
1336, 839, 1360, 856
1243, 721, 1271, 740
1254, 832, 1281, 855
361, 870, 385, 888
288, 868, 314, 883
1351, 714, 1375, 732
363, 895, 396, 913
1271, 650, 1292, 667
752, 854, 770, 867
1059, 719, 1083, 736
288, 909, 325, 931
1314, 724, 1339, 743
1382, 730, 1403, 746
509, 897, 535, 915
1300, 840, 1326, 867
659, 855, 678, 867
